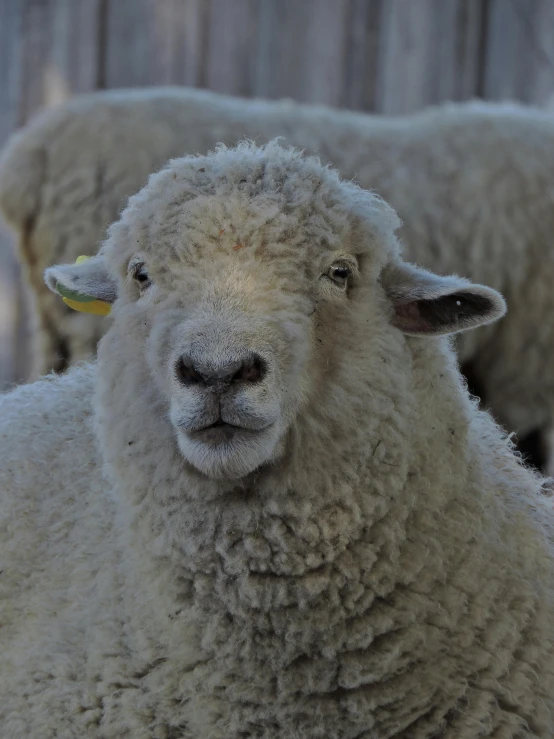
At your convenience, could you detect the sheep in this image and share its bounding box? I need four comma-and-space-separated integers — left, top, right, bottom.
1, 139, 554, 738
1, 88, 553, 474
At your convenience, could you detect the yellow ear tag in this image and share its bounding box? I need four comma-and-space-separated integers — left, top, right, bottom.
62, 297, 112, 316
56, 255, 112, 316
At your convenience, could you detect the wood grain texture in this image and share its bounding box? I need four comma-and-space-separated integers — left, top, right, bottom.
1, 0, 104, 388
376, 0, 487, 114
342, 0, 384, 111
2, 0, 554, 387
0, 0, 24, 389
18, 0, 102, 120
484, 0, 554, 104
164, 0, 208, 88
204, 0, 261, 95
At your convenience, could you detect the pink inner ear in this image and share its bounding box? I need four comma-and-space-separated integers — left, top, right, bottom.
394, 301, 432, 333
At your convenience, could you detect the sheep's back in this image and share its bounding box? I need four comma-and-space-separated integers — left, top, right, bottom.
0, 364, 107, 645
0, 365, 118, 734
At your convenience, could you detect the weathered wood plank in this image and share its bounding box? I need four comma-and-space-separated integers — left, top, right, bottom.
483, 0, 532, 101
513, 0, 554, 106
376, 0, 486, 115
255, 0, 314, 102
104, 0, 156, 87
203, 0, 261, 96
104, 0, 194, 87
455, 0, 487, 100
375, 0, 436, 114
18, 0, 101, 120
51, 0, 104, 94
341, 0, 384, 112
164, 0, 208, 88
481, 0, 554, 106
427, 0, 484, 103
11, 0, 103, 386
295, 0, 351, 107
0, 0, 22, 142
255, 0, 351, 106
0, 221, 19, 392
18, 0, 54, 122
0, 0, 24, 390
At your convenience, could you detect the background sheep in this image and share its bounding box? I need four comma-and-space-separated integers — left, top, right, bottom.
1, 141, 553, 738
1, 87, 553, 473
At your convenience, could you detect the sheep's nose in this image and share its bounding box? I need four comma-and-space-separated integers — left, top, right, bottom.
175, 353, 267, 388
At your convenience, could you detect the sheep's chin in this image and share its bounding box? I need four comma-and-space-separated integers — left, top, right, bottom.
175, 425, 282, 480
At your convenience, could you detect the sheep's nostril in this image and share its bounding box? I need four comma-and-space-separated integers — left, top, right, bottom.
232, 355, 267, 384
175, 357, 204, 386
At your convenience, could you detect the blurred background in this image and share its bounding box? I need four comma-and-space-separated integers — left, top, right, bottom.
2, 0, 554, 390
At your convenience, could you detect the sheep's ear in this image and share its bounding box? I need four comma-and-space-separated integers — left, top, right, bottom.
44, 255, 118, 316
381, 262, 506, 336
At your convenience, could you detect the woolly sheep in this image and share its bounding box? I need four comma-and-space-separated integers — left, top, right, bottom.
1, 140, 554, 738
1, 88, 553, 473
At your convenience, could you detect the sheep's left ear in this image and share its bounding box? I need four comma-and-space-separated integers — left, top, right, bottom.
381, 262, 506, 336
44, 255, 118, 316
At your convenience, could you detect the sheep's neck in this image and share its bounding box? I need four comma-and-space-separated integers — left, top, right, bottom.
117, 435, 446, 737
144, 425, 486, 738
98, 333, 494, 735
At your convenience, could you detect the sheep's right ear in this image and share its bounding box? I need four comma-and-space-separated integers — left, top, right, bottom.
381, 261, 507, 336
44, 255, 117, 316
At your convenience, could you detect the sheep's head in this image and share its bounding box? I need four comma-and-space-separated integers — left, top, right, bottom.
45, 141, 506, 482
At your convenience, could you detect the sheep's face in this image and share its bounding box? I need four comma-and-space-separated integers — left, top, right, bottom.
114, 193, 369, 481
45, 143, 506, 481
142, 254, 320, 480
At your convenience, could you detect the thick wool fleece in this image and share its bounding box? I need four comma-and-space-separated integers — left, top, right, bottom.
1, 142, 554, 738
1, 89, 553, 471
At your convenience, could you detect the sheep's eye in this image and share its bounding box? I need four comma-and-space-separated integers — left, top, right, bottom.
132, 263, 151, 289
326, 263, 351, 288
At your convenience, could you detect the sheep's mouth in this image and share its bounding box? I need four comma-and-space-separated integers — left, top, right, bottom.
174, 413, 280, 479
194, 419, 242, 433
188, 420, 263, 444
204, 419, 227, 429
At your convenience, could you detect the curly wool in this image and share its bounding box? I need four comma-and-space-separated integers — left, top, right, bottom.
1, 141, 554, 738
1, 88, 553, 472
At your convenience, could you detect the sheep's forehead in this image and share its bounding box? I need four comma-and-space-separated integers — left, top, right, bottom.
135, 193, 354, 287
111, 144, 400, 284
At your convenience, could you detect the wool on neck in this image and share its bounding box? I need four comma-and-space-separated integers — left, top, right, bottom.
94, 323, 516, 737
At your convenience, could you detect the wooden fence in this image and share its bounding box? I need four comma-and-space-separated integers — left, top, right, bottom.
2, 0, 554, 388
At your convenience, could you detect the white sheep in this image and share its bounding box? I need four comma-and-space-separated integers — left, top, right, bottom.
1, 140, 553, 738
1, 87, 553, 473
